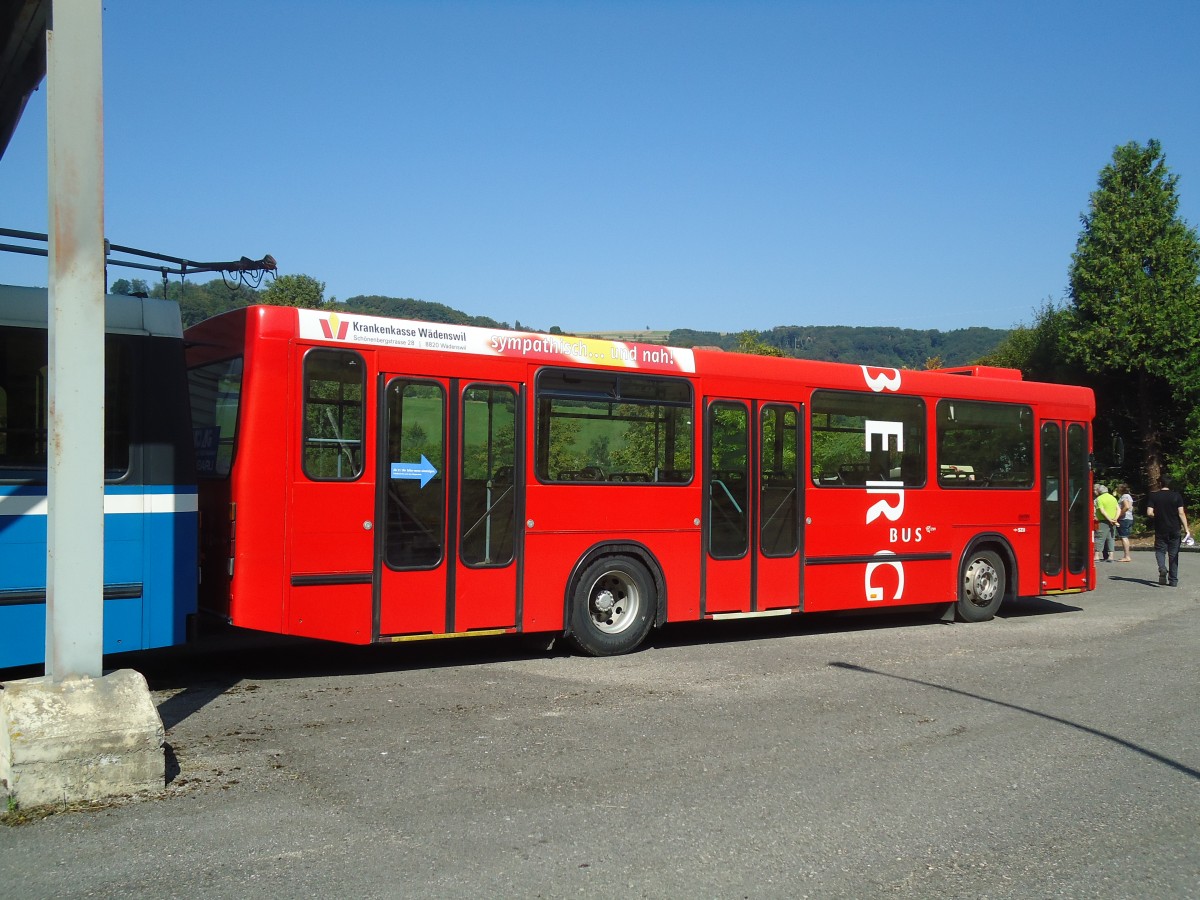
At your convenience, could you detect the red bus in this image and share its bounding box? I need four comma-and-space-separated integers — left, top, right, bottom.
185, 306, 1094, 656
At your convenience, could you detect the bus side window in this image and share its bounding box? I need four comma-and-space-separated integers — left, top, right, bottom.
534, 368, 693, 485
936, 400, 1033, 489
302, 349, 365, 481
810, 390, 925, 488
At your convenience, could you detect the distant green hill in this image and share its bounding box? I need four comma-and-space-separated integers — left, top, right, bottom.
150, 279, 1009, 366
573, 329, 673, 344
340, 295, 508, 329
663, 325, 1009, 368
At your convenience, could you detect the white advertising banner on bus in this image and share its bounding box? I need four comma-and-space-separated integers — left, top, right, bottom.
296, 309, 696, 374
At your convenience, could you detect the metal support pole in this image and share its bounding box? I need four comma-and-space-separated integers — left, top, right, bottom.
45, 0, 106, 679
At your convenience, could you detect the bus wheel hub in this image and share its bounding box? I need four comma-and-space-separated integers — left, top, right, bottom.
594, 589, 616, 616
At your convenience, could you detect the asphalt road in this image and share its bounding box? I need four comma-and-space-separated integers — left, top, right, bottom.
3, 550, 1198, 899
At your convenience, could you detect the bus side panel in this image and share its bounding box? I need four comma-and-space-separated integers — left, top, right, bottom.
290, 584, 373, 643
230, 510, 288, 635
287, 477, 376, 643
660, 532, 702, 622
0, 492, 44, 591
102, 494, 147, 652
947, 491, 1042, 595
142, 499, 198, 651
0, 494, 47, 667
227, 333, 291, 634
229, 496, 288, 636
803, 483, 956, 612
521, 528, 703, 631
1016, 528, 1045, 596
0, 603, 44, 669
520, 531, 578, 633
523, 481, 701, 630
0, 497, 154, 665
0, 495, 196, 666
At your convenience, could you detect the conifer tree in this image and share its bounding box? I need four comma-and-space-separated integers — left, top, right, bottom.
1068, 139, 1200, 489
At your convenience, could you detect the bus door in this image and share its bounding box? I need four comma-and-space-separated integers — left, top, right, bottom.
1039, 420, 1091, 592
288, 347, 374, 644
703, 399, 804, 616
375, 375, 521, 638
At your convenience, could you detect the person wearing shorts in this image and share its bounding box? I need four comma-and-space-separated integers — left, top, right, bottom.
1116, 483, 1134, 562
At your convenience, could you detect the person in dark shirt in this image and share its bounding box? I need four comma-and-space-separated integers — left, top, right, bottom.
1145, 476, 1191, 587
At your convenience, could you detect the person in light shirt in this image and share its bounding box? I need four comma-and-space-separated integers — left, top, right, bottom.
1093, 484, 1120, 562
1116, 483, 1135, 562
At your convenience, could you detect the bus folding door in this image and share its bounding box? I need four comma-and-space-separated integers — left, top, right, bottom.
1039, 420, 1091, 593
703, 398, 804, 616
375, 375, 521, 639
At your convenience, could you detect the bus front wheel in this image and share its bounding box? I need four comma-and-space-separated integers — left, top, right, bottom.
957, 548, 1005, 622
567, 556, 655, 656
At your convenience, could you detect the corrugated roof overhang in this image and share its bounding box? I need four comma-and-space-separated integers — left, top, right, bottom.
0, 0, 49, 159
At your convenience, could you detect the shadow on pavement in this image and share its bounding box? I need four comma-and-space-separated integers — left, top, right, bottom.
996, 595, 1083, 618
2, 594, 1085, 731
829, 660, 1200, 781
1104, 575, 1166, 587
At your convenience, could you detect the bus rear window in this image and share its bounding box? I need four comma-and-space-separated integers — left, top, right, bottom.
189, 356, 243, 478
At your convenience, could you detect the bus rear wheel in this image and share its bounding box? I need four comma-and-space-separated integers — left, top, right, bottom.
957, 548, 1005, 622
567, 556, 655, 656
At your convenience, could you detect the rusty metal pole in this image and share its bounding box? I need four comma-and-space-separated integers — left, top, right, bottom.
45, 0, 105, 679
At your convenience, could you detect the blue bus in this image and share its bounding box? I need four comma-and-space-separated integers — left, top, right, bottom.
0, 284, 197, 669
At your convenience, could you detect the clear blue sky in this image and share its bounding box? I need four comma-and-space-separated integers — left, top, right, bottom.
2, 1, 1198, 334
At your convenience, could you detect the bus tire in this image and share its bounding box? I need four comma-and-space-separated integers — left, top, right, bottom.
957, 548, 1005, 622
567, 556, 656, 656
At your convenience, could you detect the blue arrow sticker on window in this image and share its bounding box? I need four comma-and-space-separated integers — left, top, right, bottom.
390, 455, 438, 488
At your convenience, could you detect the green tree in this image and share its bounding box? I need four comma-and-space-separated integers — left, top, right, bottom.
150, 277, 260, 327
110, 277, 150, 296
976, 301, 1084, 382
735, 331, 784, 357
262, 273, 327, 309
1067, 139, 1200, 490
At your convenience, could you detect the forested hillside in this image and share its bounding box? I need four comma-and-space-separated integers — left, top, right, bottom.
336, 294, 508, 329
669, 325, 1008, 368
116, 277, 511, 331
115, 276, 1007, 367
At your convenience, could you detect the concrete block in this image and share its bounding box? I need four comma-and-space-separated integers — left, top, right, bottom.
1, 669, 165, 809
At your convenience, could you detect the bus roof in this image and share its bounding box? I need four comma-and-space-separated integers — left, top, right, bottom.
189, 304, 1092, 414
0, 283, 183, 338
